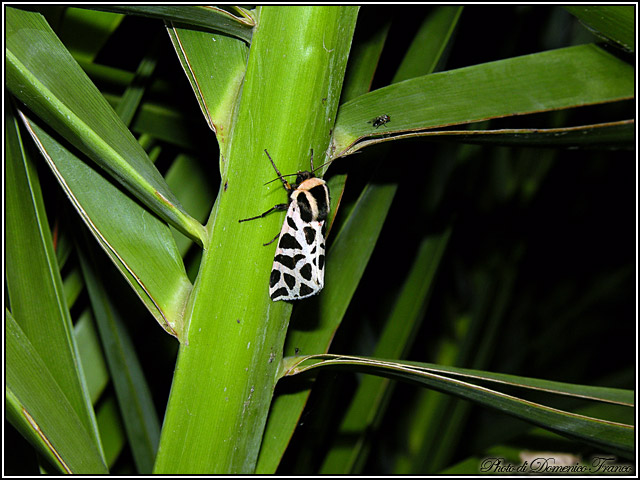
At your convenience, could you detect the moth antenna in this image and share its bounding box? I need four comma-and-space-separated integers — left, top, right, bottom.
264, 173, 297, 186
264, 149, 282, 177
312, 157, 336, 175
264, 149, 291, 190
262, 148, 333, 186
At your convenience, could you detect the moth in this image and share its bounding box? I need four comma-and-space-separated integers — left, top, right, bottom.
369, 114, 391, 128
239, 149, 330, 301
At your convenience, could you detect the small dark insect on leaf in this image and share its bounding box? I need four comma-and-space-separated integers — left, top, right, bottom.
369, 114, 391, 128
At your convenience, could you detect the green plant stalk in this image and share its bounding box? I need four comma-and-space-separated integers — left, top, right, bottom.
153, 7, 358, 473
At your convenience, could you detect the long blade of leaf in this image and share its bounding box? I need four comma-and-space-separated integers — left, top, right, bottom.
19, 113, 192, 338
6, 310, 109, 473
564, 5, 635, 53
352, 119, 635, 151
57, 8, 124, 63
78, 239, 161, 474
394, 6, 463, 82
5, 7, 206, 244
164, 154, 216, 258
320, 231, 452, 473
6, 101, 104, 463
340, 10, 391, 102
83, 5, 255, 42
115, 39, 160, 127
74, 311, 109, 404
283, 355, 634, 457
167, 26, 248, 143
333, 44, 633, 156
95, 396, 126, 469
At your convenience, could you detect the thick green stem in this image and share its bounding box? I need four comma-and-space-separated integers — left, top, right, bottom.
154, 7, 358, 473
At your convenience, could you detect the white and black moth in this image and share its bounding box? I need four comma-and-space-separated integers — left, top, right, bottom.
239, 149, 329, 301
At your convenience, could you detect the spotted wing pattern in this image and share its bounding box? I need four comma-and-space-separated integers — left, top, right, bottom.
269, 200, 325, 301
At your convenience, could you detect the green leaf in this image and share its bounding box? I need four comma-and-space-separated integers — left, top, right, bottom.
83, 5, 255, 43
5, 101, 103, 463
565, 5, 635, 53
6, 310, 109, 473
115, 40, 161, 127
63, 266, 84, 308
96, 396, 126, 468
5, 7, 206, 244
333, 44, 634, 156
19, 113, 192, 338
78, 241, 160, 474
394, 6, 463, 82
340, 12, 390, 102
58, 7, 124, 63
167, 26, 248, 145
111, 94, 205, 150
320, 231, 452, 473
74, 311, 109, 404
164, 154, 216, 257
283, 355, 634, 457
355, 120, 635, 151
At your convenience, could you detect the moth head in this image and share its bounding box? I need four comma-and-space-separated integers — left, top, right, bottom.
296, 170, 315, 184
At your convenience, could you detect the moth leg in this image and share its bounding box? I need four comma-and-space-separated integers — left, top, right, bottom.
238, 203, 288, 223
263, 232, 280, 246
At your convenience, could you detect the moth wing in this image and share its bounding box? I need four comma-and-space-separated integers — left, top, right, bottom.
298, 219, 325, 294
269, 202, 325, 301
